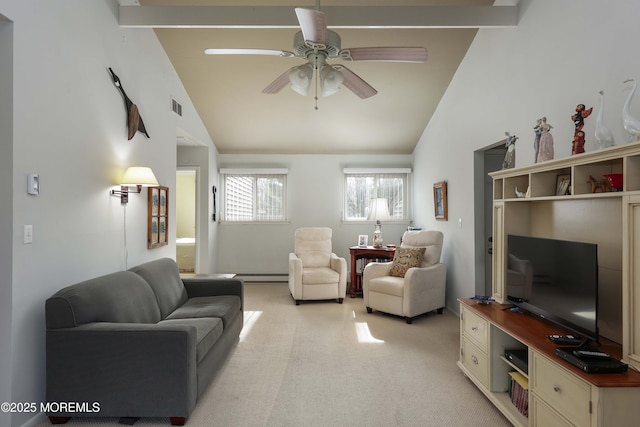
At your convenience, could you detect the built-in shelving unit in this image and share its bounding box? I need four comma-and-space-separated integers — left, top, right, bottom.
459, 142, 640, 426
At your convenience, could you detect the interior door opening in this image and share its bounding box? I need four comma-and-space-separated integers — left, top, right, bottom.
474, 142, 507, 296
176, 168, 197, 273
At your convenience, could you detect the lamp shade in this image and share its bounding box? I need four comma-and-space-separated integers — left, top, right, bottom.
119, 167, 159, 187
289, 64, 313, 96
320, 66, 343, 97
367, 198, 391, 221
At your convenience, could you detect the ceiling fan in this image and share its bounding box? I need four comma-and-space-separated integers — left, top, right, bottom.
204, 7, 427, 101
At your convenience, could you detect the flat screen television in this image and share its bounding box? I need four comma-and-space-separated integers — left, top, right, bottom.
506, 234, 599, 343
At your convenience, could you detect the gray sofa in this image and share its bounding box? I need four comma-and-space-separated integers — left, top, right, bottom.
45, 258, 243, 426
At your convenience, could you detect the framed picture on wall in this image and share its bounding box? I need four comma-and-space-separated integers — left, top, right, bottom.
148, 186, 168, 248
433, 181, 448, 221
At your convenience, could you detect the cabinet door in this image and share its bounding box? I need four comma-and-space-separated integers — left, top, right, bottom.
530, 394, 574, 427
623, 195, 640, 371
492, 202, 505, 302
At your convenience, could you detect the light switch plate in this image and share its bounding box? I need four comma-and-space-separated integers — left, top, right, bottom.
27, 173, 39, 195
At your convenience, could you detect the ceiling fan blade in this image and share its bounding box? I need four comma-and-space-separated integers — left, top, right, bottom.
205, 48, 294, 58
262, 68, 295, 94
339, 47, 428, 63
333, 65, 377, 99
295, 8, 327, 48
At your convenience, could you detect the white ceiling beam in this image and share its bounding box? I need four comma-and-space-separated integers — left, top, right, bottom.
119, 6, 518, 29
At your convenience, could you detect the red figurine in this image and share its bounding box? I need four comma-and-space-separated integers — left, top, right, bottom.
571, 104, 592, 154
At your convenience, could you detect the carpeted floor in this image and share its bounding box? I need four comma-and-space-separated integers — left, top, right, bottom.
35, 283, 511, 427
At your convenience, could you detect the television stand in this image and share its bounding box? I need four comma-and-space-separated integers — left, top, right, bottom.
458, 298, 640, 426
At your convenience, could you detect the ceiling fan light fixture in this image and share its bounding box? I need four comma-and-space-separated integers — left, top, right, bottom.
289, 64, 313, 96
320, 66, 344, 97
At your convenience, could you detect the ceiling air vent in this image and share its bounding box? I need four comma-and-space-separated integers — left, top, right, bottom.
171, 97, 183, 117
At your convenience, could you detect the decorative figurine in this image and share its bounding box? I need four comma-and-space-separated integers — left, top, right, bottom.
536, 117, 554, 162
108, 67, 151, 140
588, 175, 608, 193
502, 132, 518, 169
573, 131, 586, 154
595, 90, 615, 149
571, 104, 592, 154
533, 118, 542, 163
623, 79, 640, 142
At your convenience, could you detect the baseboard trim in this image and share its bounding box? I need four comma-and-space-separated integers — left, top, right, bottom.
236, 274, 288, 283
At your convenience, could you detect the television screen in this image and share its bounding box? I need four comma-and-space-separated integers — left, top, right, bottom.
506, 234, 599, 342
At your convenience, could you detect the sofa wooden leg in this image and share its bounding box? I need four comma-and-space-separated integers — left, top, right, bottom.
437, 307, 444, 314
405, 316, 413, 324
170, 417, 187, 426
295, 300, 301, 305
337, 298, 343, 304
366, 307, 373, 313
48, 417, 71, 424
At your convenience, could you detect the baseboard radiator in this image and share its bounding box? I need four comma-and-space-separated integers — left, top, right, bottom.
236, 274, 288, 283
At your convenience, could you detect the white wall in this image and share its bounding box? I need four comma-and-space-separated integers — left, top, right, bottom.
217, 154, 413, 275
0, 1, 216, 425
412, 0, 640, 311
0, 13, 13, 427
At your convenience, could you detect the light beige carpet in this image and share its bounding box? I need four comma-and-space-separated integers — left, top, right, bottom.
35, 284, 511, 427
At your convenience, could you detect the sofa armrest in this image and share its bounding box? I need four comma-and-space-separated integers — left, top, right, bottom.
362, 262, 393, 306
182, 277, 244, 309
289, 253, 302, 299
403, 263, 447, 316
46, 322, 198, 417
330, 253, 348, 297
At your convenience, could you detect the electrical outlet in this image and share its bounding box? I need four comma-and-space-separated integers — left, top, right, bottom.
24, 225, 33, 244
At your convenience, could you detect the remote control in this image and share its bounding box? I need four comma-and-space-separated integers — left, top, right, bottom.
573, 350, 611, 359
547, 334, 584, 345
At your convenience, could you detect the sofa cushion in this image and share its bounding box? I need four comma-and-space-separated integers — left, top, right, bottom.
389, 247, 425, 277
129, 258, 189, 319
302, 267, 339, 284
166, 295, 242, 328
158, 317, 223, 364
368, 276, 405, 297
46, 271, 161, 329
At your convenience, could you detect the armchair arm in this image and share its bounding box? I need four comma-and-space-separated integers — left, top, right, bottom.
46, 322, 197, 417
289, 253, 303, 299
330, 253, 348, 298
362, 262, 393, 306
182, 277, 244, 309
403, 263, 447, 317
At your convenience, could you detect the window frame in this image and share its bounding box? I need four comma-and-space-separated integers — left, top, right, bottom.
342, 168, 411, 222
220, 168, 288, 223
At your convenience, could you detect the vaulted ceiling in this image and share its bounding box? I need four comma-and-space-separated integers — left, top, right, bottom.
129, 1, 515, 154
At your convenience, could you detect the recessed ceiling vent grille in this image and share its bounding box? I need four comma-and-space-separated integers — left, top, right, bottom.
171, 97, 183, 117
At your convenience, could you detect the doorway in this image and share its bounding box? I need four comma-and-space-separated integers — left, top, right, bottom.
473, 142, 507, 296
176, 168, 197, 273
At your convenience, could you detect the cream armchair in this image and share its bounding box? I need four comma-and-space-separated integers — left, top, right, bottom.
289, 227, 347, 305
363, 230, 446, 323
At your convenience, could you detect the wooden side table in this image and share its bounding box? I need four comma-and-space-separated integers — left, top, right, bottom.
349, 246, 396, 297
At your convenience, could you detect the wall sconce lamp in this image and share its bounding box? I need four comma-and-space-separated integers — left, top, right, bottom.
111, 166, 159, 204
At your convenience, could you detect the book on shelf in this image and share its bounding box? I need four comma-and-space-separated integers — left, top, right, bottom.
508, 371, 529, 417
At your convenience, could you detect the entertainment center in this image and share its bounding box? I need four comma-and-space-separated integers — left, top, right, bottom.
458, 143, 640, 426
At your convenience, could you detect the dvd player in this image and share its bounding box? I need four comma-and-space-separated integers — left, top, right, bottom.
504, 349, 528, 374
555, 347, 628, 374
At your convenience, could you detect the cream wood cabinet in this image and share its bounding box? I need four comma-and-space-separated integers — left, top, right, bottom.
458, 143, 640, 426
458, 300, 640, 427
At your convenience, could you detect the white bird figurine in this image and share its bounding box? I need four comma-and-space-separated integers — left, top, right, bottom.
623, 79, 640, 142
595, 90, 615, 148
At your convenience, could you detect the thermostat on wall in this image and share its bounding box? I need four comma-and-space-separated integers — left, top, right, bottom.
27, 173, 39, 195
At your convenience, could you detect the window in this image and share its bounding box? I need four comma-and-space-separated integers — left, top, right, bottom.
221, 169, 287, 222
343, 169, 410, 221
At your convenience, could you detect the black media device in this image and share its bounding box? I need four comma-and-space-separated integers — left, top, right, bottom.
506, 234, 599, 343
555, 347, 628, 373
504, 349, 528, 374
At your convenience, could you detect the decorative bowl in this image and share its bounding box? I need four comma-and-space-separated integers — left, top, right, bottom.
603, 173, 623, 191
